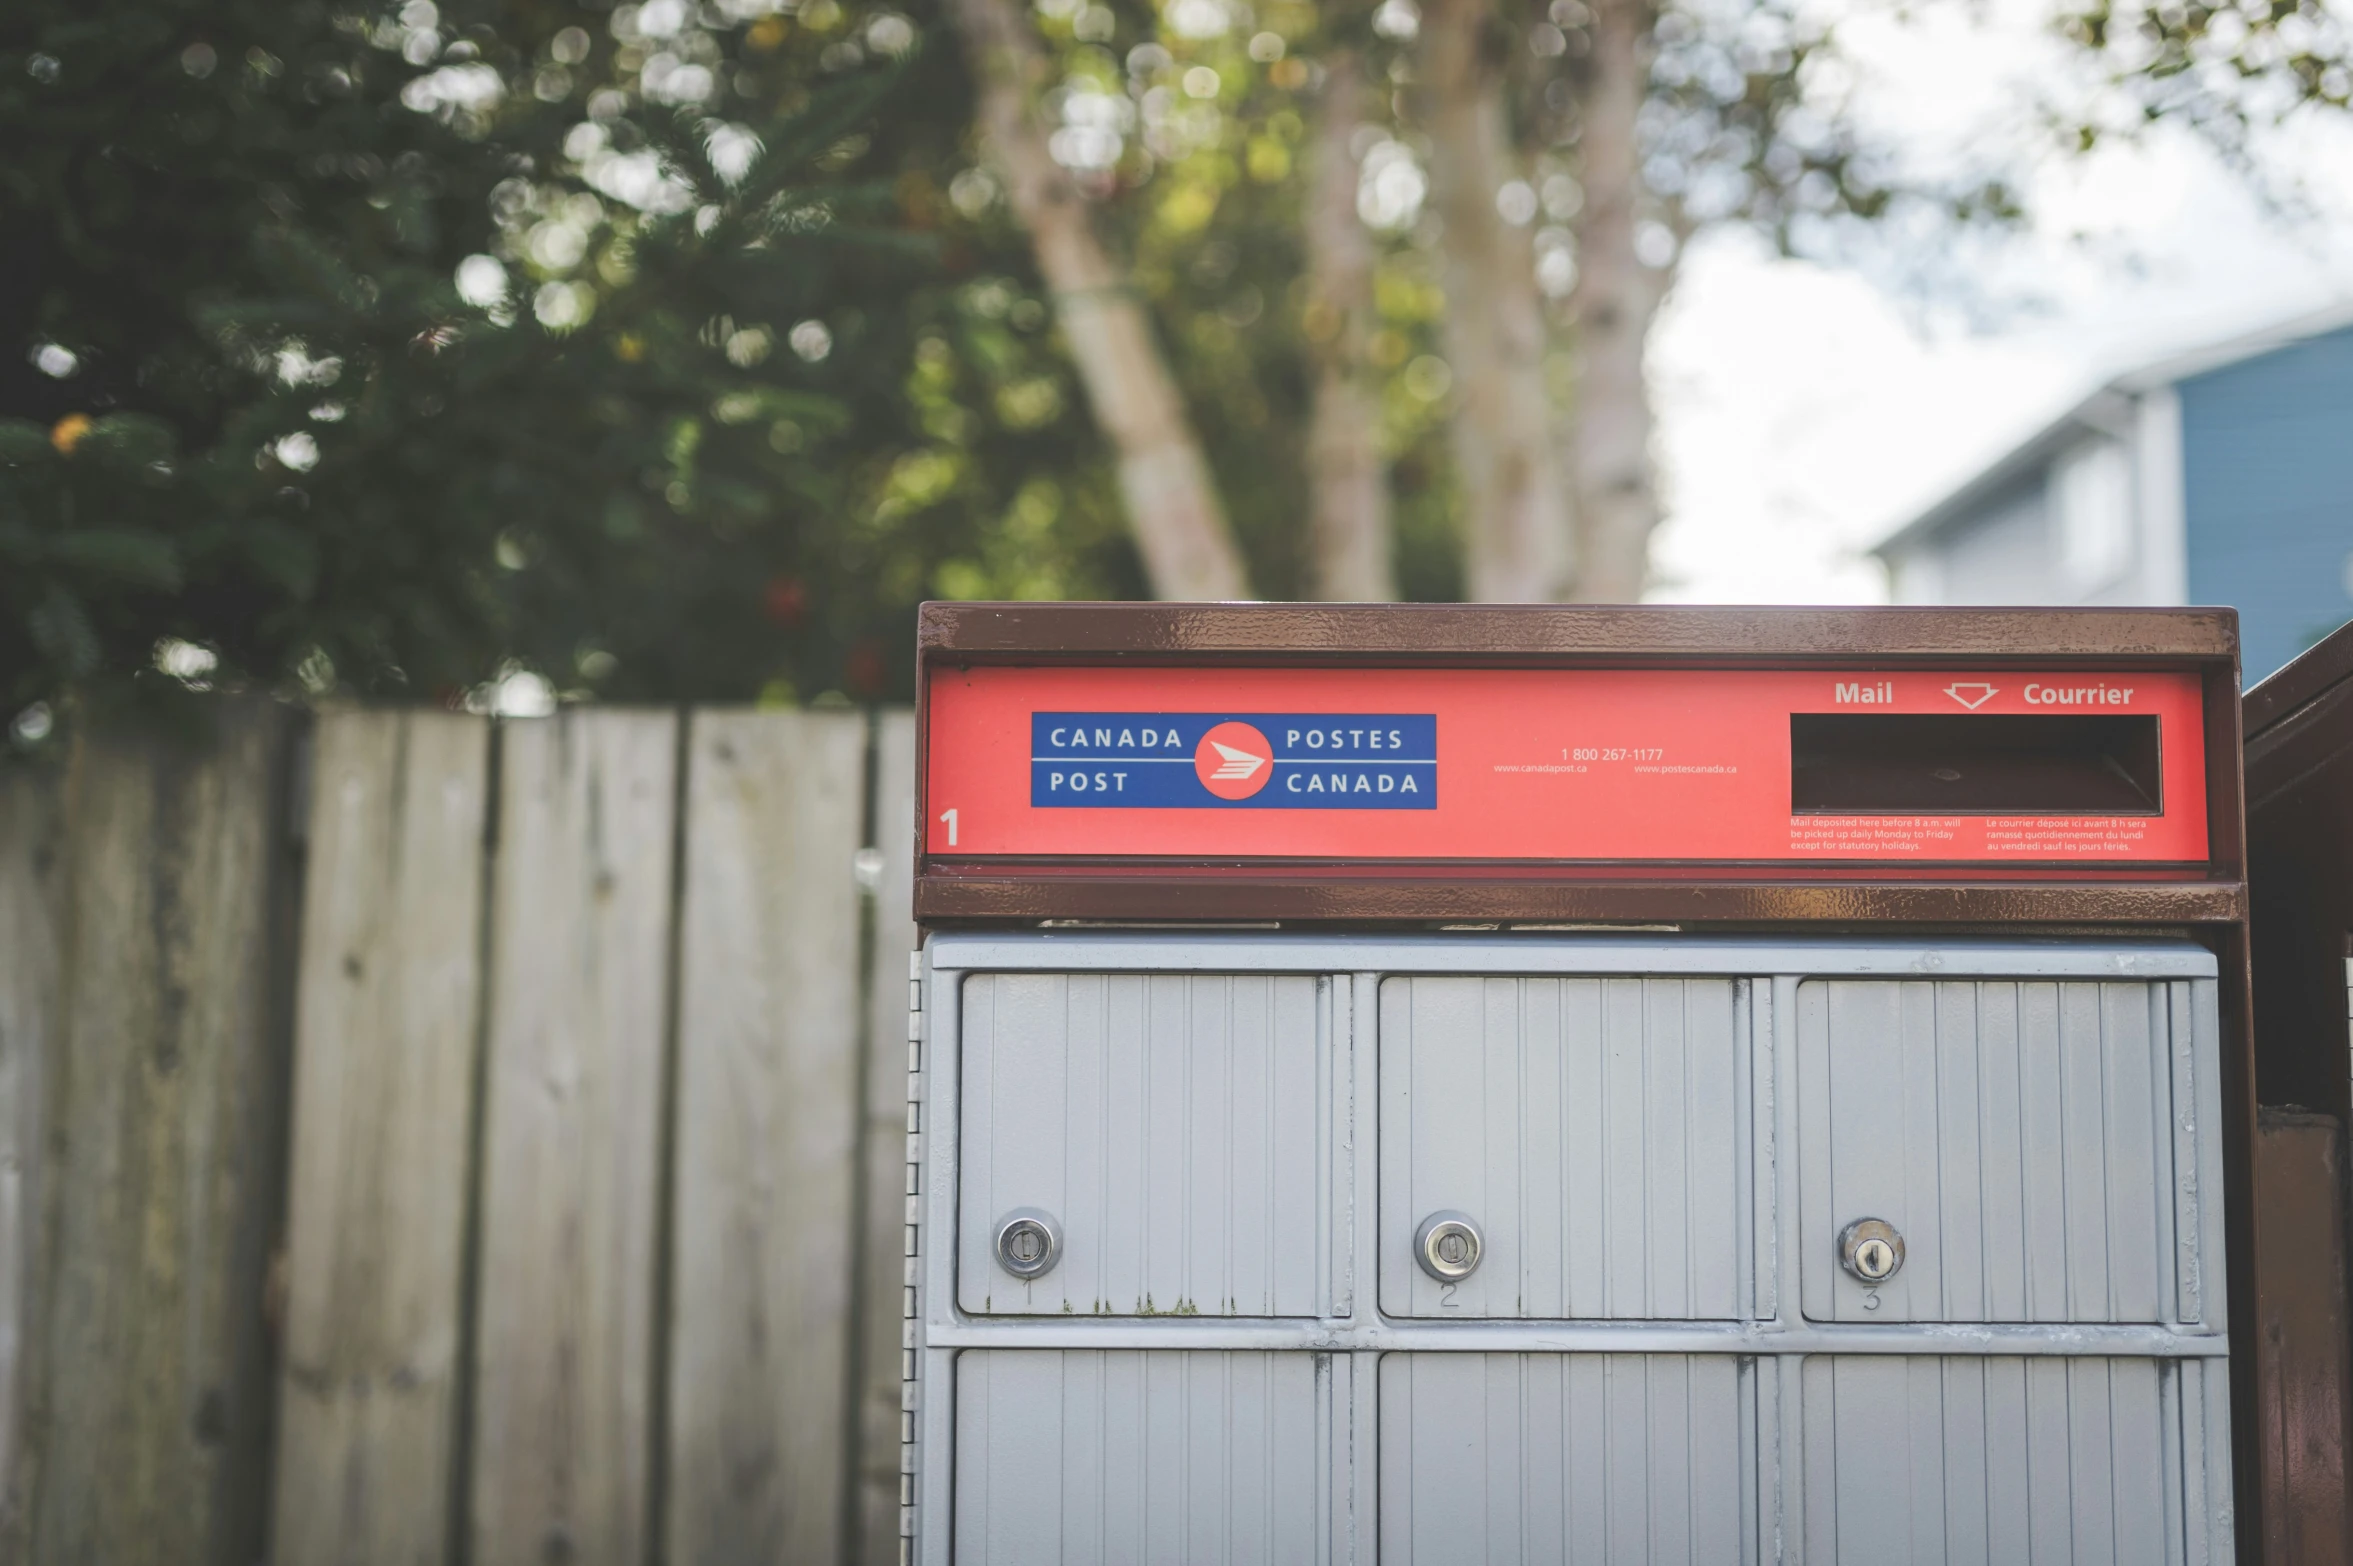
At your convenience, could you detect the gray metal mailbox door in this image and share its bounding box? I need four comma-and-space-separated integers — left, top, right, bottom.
955, 1349, 1343, 1564
1379, 1352, 1751, 1564
1792, 1354, 2236, 1564
958, 972, 1335, 1316
1797, 979, 2221, 1326
1380, 975, 1745, 1319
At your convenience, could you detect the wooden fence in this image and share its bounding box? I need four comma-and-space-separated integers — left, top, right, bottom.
0, 700, 919, 1566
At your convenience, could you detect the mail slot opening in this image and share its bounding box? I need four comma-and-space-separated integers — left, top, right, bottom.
1790, 712, 2162, 815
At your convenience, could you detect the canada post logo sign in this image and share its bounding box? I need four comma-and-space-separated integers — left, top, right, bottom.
1032, 713, 1436, 809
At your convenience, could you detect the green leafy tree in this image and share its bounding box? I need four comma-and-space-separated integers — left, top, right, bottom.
0, 0, 1157, 717
941, 0, 2030, 608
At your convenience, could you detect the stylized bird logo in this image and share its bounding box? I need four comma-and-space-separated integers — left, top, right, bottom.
1194, 719, 1277, 798
1208, 740, 1266, 780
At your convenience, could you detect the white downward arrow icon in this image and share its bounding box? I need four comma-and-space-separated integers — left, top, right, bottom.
1944, 682, 1998, 709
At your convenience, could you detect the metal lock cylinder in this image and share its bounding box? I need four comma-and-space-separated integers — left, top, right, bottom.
994, 1208, 1063, 1280
1838, 1217, 1905, 1284
1414, 1211, 1484, 1282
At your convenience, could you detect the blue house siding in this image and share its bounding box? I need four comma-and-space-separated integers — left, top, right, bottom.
1932, 476, 2050, 602
2181, 324, 2353, 681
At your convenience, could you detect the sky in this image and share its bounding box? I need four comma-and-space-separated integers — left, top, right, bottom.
1642, 0, 2353, 604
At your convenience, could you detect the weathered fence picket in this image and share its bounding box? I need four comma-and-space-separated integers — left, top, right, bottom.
273, 710, 493, 1563
0, 702, 918, 1566
666, 710, 871, 1566
470, 710, 680, 1566
9, 706, 296, 1566
0, 759, 59, 1559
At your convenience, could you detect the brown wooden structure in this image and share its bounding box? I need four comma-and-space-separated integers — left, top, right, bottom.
2246, 622, 2353, 1564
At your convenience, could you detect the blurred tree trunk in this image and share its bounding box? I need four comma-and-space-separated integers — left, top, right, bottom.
1301, 51, 1397, 601
947, 0, 1253, 600
1563, 0, 1664, 603
1419, 0, 1576, 602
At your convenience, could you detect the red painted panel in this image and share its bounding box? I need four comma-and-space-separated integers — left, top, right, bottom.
924, 665, 2210, 865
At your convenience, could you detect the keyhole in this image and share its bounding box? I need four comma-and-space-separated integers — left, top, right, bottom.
995, 1209, 1062, 1278
1414, 1212, 1485, 1282
1838, 1216, 1904, 1285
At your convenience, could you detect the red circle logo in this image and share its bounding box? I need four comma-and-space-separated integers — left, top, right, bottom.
1194, 721, 1274, 800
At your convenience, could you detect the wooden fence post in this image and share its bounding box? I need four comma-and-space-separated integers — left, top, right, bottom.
273, 709, 491, 1565
7, 701, 299, 1566
666, 710, 867, 1565
469, 711, 679, 1566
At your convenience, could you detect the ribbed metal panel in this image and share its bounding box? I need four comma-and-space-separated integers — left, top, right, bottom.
1380, 977, 1743, 1319
916, 939, 2234, 1566
1378, 1353, 1750, 1564
953, 1349, 1338, 1565
1795, 1355, 2228, 1564
958, 974, 1330, 1316
1798, 980, 2179, 1324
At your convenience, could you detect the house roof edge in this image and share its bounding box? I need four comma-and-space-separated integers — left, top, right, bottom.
1869, 298, 2353, 562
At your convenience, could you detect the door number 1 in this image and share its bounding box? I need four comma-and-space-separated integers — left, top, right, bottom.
938, 808, 958, 847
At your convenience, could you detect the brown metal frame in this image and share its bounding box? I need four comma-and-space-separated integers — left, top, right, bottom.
2248, 617, 2353, 1118
914, 600, 2263, 1559
2245, 619, 2353, 1565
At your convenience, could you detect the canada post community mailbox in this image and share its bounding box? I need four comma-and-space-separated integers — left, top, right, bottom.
899, 604, 2258, 1565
